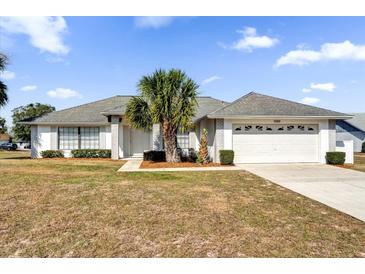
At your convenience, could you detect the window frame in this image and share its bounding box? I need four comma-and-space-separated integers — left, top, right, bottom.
177, 130, 190, 150
58, 126, 100, 150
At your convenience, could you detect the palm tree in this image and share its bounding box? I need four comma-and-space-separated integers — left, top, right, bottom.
126, 69, 198, 162
0, 53, 9, 108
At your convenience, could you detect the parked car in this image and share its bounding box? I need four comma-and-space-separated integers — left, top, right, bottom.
0, 143, 18, 151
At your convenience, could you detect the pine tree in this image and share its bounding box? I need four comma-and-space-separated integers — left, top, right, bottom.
198, 128, 209, 164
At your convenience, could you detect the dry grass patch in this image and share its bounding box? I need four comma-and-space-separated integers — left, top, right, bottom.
0, 150, 364, 257
350, 153, 365, 173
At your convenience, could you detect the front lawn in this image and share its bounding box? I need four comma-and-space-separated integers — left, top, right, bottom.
0, 150, 364, 257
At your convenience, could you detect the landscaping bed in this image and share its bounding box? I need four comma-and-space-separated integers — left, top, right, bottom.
140, 160, 223, 169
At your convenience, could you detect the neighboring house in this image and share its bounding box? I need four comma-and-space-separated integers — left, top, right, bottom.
13, 140, 31, 150
336, 113, 365, 152
0, 133, 11, 145
22, 92, 352, 163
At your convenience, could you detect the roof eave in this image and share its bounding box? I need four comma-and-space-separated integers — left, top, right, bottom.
100, 112, 124, 116
18, 121, 110, 126
207, 115, 353, 120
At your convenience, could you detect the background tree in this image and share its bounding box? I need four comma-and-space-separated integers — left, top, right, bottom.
0, 53, 9, 108
0, 117, 8, 134
197, 128, 209, 164
12, 103, 55, 141
126, 69, 198, 162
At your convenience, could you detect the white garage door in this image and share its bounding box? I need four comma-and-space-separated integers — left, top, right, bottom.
232, 124, 319, 163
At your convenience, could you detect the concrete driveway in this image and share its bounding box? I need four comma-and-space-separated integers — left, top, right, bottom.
236, 163, 365, 222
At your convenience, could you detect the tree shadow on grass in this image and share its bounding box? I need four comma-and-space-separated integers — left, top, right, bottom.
1, 156, 31, 160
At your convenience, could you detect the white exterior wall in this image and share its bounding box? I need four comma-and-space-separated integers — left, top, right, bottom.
152, 123, 162, 150
223, 119, 233, 149
30, 125, 39, 158
105, 125, 111, 149
319, 120, 331, 164
32, 126, 51, 158
336, 140, 354, 164
118, 123, 124, 158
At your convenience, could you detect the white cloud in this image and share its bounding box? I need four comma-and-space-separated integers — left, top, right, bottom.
223, 27, 279, 52
301, 97, 320, 105
0, 16, 69, 55
47, 88, 81, 99
0, 70, 16, 80
302, 82, 336, 93
276, 40, 365, 67
310, 82, 336, 92
134, 17, 175, 29
201, 75, 222, 85
20, 85, 37, 91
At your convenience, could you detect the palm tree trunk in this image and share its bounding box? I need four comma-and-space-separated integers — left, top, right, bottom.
162, 120, 180, 162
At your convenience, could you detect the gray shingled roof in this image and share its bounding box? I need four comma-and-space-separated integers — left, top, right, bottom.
208, 92, 351, 118
24, 96, 227, 125
346, 113, 365, 132
23, 92, 351, 125
25, 96, 131, 125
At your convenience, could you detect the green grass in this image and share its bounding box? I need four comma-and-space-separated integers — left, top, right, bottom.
0, 150, 364, 257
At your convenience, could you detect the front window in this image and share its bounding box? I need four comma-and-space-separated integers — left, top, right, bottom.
59, 127, 99, 149
59, 127, 78, 150
177, 131, 189, 150
80, 127, 99, 149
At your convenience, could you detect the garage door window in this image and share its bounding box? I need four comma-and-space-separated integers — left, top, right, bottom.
233, 124, 318, 134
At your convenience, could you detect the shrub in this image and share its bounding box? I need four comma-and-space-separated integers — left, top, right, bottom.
180, 148, 198, 162
197, 128, 209, 164
143, 150, 166, 162
362, 142, 365, 153
326, 152, 345, 165
188, 148, 198, 162
41, 150, 64, 158
71, 149, 111, 158
219, 150, 234, 165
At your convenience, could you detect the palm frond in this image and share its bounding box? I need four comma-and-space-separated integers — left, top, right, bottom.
125, 97, 152, 130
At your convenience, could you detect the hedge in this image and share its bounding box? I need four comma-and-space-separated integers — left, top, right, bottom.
326, 152, 345, 165
71, 149, 111, 158
41, 150, 64, 158
362, 142, 365, 153
219, 150, 234, 165
143, 150, 166, 161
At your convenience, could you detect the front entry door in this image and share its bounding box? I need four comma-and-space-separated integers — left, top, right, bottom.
130, 128, 150, 157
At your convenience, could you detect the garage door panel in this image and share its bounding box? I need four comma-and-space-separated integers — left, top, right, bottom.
234, 144, 318, 154
232, 124, 319, 163
233, 135, 317, 145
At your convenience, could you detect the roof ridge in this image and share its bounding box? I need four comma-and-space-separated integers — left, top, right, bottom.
207, 91, 255, 116
39, 95, 123, 117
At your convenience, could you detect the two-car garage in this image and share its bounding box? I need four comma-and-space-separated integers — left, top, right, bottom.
232, 124, 319, 163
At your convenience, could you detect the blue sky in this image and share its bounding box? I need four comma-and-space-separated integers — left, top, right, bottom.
1, 16, 364, 127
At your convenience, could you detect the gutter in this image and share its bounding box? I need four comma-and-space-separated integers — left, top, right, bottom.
18, 121, 110, 126
206, 115, 353, 120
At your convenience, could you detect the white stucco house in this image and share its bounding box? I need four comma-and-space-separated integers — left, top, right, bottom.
22, 92, 354, 163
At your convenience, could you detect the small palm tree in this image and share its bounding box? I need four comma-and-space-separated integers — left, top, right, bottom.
0, 53, 9, 108
126, 69, 198, 162
197, 128, 209, 164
